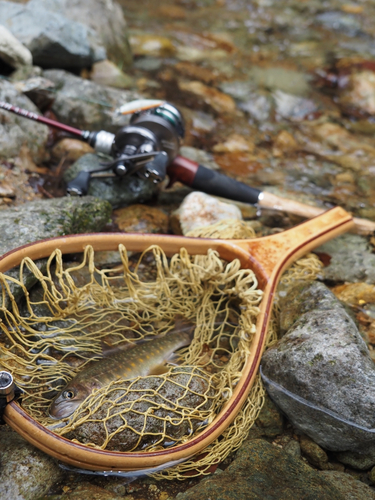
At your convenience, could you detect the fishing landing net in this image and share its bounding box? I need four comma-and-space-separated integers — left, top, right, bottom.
0, 225, 323, 480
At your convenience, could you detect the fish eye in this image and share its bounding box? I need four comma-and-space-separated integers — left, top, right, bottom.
63, 390, 75, 399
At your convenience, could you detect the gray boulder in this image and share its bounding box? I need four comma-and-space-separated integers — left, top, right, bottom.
0, 79, 48, 162
261, 281, 375, 461
0, 0, 106, 69
0, 195, 111, 256
51, 0, 133, 68
63, 154, 158, 208
43, 69, 140, 133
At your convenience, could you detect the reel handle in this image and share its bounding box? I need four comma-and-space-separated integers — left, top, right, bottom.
169, 156, 262, 205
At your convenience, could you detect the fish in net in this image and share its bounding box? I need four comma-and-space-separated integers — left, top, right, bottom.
0, 224, 323, 479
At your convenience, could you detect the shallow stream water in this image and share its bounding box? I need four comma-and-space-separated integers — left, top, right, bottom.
121, 0, 375, 225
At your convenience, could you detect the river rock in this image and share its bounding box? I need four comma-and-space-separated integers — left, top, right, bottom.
0, 79, 48, 163
59, 483, 123, 500
90, 59, 133, 89
0, 0, 106, 69
113, 204, 169, 233
316, 233, 375, 283
12, 76, 55, 110
177, 439, 345, 500
261, 281, 375, 462
46, 0, 133, 68
0, 195, 111, 256
321, 471, 375, 500
43, 69, 140, 133
0, 24, 32, 68
51, 138, 95, 162
0, 425, 63, 500
173, 191, 242, 235
64, 367, 214, 451
63, 154, 158, 208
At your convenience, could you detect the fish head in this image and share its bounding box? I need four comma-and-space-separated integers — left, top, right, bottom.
49, 382, 89, 420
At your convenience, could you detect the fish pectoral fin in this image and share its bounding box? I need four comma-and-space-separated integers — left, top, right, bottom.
165, 351, 182, 366
148, 363, 170, 376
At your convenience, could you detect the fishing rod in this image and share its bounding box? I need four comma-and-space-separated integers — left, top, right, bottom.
1, 99, 374, 234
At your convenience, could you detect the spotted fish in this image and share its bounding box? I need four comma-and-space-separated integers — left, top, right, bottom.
49, 318, 194, 419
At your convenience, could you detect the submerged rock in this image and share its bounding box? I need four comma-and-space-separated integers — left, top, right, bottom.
65, 367, 214, 451
177, 439, 344, 500
63, 154, 158, 208
262, 281, 375, 463
316, 233, 375, 283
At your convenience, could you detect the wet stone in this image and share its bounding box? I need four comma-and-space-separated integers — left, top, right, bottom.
299, 434, 331, 470
59, 482, 124, 499
173, 191, 242, 235
0, 195, 111, 257
321, 471, 375, 500
113, 204, 169, 233
177, 439, 344, 500
316, 234, 375, 284
253, 393, 284, 438
262, 281, 375, 462
0, 425, 63, 500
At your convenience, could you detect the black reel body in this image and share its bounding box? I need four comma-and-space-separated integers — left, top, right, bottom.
67, 102, 184, 196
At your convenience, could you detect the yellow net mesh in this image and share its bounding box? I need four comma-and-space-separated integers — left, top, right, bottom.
0, 223, 323, 480
186, 219, 257, 239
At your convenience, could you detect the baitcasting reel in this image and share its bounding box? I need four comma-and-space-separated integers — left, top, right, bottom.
0, 98, 263, 206
66, 101, 185, 196
0, 371, 22, 425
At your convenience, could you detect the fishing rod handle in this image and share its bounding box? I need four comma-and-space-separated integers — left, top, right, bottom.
170, 156, 262, 205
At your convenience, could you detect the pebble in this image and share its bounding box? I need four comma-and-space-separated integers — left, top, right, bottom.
178, 80, 237, 114
113, 204, 169, 233
173, 191, 242, 235
299, 434, 331, 470
90, 59, 134, 89
51, 138, 95, 162
213, 133, 255, 153
341, 70, 375, 115
130, 34, 176, 57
